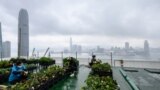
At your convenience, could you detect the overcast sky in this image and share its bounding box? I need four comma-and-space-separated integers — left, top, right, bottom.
0, 0, 160, 56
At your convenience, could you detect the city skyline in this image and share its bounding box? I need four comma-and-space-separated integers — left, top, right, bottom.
0, 0, 160, 57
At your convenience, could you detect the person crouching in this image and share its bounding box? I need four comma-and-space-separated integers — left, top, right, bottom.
8, 61, 28, 85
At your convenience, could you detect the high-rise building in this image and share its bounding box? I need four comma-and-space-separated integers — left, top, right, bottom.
125, 42, 129, 50
70, 37, 72, 52
0, 23, 3, 58
72, 45, 82, 53
2, 41, 11, 58
144, 40, 150, 55
18, 9, 29, 58
97, 46, 104, 53
69, 37, 82, 53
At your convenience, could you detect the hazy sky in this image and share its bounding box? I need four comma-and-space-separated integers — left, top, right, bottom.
0, 0, 160, 56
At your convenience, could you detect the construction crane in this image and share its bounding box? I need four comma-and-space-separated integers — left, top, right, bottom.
44, 47, 50, 57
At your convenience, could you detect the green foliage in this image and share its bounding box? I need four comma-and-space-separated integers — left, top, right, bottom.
82, 75, 117, 90
11, 65, 64, 90
92, 63, 111, 74
82, 62, 117, 90
27, 58, 39, 64
10, 58, 39, 64
10, 58, 27, 63
0, 60, 11, 68
10, 58, 17, 63
0, 68, 10, 83
0, 68, 10, 74
26, 64, 37, 71
39, 57, 55, 66
63, 57, 79, 70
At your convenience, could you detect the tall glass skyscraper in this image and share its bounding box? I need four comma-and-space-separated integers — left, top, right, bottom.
70, 37, 72, 52
18, 9, 29, 58
0, 23, 3, 58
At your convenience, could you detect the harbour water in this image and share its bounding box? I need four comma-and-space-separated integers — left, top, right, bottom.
3, 52, 160, 69
52, 53, 160, 69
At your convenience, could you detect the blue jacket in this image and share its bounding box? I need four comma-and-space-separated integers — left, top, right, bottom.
9, 65, 23, 82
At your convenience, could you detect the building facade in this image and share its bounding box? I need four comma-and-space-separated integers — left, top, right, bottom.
144, 40, 150, 56
70, 37, 72, 53
2, 41, 11, 58
0, 23, 3, 58
125, 42, 129, 50
18, 9, 29, 58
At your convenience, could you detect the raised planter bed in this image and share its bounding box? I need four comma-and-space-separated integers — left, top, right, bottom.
10, 57, 79, 90
63, 57, 79, 72
82, 61, 119, 90
82, 75, 118, 90
35, 71, 71, 90
91, 63, 112, 77
123, 67, 139, 72
144, 68, 160, 74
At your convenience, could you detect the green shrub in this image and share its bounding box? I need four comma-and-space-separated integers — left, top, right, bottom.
11, 65, 64, 90
92, 63, 111, 73
0, 68, 10, 83
63, 57, 79, 70
39, 57, 55, 67
27, 59, 39, 64
26, 64, 37, 71
10, 58, 27, 63
0, 61, 10, 68
82, 75, 117, 90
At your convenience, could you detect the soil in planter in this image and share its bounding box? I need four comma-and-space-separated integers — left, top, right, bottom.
49, 66, 90, 90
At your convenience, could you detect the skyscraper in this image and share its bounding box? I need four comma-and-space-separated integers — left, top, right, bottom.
0, 23, 3, 58
18, 9, 29, 58
125, 42, 129, 51
144, 40, 150, 56
70, 37, 72, 52
2, 41, 11, 58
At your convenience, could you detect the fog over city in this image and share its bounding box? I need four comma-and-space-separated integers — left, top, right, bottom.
0, 0, 160, 56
